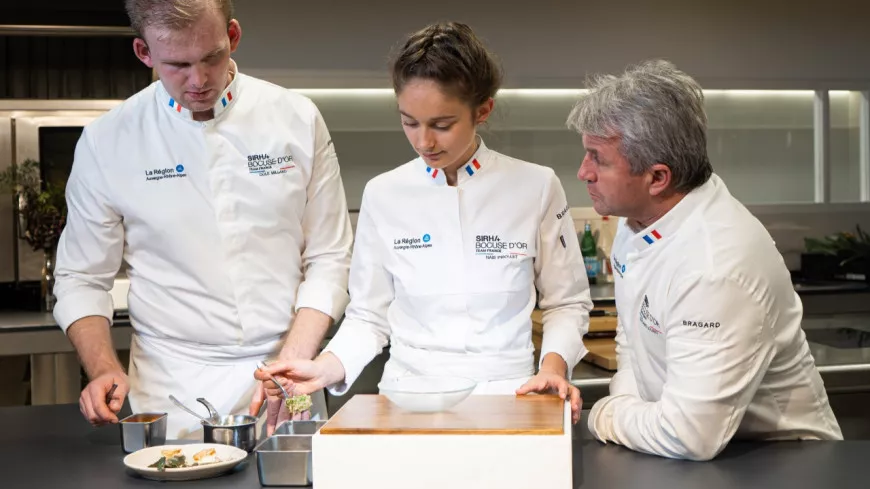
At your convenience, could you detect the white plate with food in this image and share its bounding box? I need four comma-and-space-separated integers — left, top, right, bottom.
123, 443, 248, 481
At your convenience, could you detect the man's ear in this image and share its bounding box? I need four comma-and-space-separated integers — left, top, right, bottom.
228, 19, 242, 52
647, 163, 673, 197
133, 38, 153, 68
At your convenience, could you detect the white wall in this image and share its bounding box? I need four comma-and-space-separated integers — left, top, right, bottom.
233, 0, 870, 89
231, 0, 870, 211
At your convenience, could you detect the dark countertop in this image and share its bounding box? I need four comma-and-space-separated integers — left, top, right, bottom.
1, 403, 868, 489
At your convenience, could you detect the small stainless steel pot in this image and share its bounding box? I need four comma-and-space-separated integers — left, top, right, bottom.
202, 414, 258, 452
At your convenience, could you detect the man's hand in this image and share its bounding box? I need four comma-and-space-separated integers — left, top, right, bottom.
516, 353, 582, 424
67, 316, 128, 427
79, 371, 129, 426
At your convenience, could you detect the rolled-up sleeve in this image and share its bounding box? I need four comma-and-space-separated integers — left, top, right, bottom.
322, 188, 393, 395
53, 128, 124, 332
295, 105, 353, 321
534, 171, 592, 373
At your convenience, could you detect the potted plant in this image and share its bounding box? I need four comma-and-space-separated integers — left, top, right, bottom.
803, 226, 870, 282
0, 159, 67, 311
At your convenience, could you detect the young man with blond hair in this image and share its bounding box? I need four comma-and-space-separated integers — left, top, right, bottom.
54, 0, 352, 438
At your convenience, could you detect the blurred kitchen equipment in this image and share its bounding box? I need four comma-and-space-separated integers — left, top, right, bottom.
119, 412, 167, 454
255, 435, 314, 486
377, 375, 476, 412
202, 414, 258, 452
580, 222, 599, 284
168, 395, 212, 425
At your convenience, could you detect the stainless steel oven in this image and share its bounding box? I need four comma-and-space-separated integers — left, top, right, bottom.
0, 100, 130, 309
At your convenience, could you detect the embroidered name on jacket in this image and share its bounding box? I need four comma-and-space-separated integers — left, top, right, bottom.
683, 320, 721, 328
612, 255, 625, 278
145, 165, 188, 181
639, 295, 662, 334
475, 235, 528, 260
247, 153, 295, 176
393, 234, 433, 251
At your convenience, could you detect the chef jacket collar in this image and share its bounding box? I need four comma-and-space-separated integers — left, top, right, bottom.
627, 174, 720, 252
157, 59, 240, 121
421, 136, 492, 186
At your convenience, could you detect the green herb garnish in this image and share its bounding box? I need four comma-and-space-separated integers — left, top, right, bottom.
285, 394, 313, 415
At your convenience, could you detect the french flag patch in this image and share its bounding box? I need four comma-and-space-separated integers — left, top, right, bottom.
426, 167, 439, 179
221, 91, 233, 107
168, 99, 182, 112
464, 158, 482, 176
642, 230, 662, 245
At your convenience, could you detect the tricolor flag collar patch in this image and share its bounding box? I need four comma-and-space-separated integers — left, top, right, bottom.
220, 90, 233, 107
168, 98, 183, 113
212, 82, 238, 117
464, 158, 482, 176
641, 229, 662, 245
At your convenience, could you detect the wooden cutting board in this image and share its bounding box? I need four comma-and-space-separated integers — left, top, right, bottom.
583, 338, 618, 370
320, 394, 564, 435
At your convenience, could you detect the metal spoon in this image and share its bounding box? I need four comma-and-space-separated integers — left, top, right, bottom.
257, 360, 292, 399
169, 394, 213, 425
196, 397, 221, 423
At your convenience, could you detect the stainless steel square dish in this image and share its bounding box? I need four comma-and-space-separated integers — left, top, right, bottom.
255, 435, 314, 486
119, 412, 168, 453
274, 419, 327, 436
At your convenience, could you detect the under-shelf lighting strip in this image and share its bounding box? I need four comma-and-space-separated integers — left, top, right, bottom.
290, 88, 853, 97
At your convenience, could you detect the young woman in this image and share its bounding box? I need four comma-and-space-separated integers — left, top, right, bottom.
257, 22, 591, 425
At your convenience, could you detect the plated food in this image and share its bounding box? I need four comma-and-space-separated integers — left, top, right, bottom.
148, 447, 221, 471
124, 443, 248, 482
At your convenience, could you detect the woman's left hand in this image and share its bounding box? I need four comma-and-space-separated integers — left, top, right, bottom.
516, 371, 582, 424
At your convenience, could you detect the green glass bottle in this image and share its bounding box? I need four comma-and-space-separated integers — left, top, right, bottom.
580, 222, 598, 285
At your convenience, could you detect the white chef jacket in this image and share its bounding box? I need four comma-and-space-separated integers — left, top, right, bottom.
324, 140, 592, 395
588, 174, 842, 461
53, 63, 352, 436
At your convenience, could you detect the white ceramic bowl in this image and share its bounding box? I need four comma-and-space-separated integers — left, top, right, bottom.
378, 375, 477, 412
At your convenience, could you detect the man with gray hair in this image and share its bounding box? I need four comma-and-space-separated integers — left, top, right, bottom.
53, 0, 352, 438
569, 60, 842, 460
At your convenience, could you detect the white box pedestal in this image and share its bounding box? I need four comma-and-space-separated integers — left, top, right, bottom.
312, 402, 573, 489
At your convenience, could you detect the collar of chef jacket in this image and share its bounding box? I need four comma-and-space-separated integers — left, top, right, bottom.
421, 136, 493, 186
626, 174, 723, 252
156, 59, 241, 121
